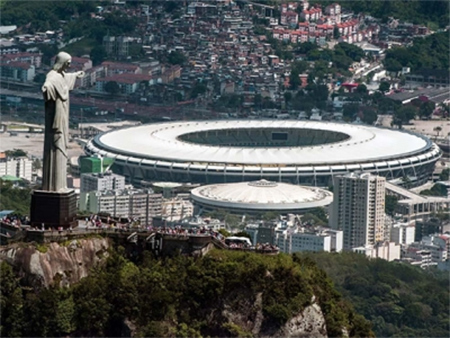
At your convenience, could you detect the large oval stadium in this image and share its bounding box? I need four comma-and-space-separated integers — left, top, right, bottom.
85, 120, 441, 187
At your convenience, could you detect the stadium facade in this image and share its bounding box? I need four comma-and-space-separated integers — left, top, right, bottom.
85, 120, 441, 187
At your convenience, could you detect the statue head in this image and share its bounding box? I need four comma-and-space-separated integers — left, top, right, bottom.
53, 52, 72, 72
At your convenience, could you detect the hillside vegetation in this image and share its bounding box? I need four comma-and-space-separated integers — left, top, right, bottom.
0, 180, 31, 216
317, 0, 449, 28
1, 248, 373, 337
305, 252, 450, 337
384, 32, 449, 72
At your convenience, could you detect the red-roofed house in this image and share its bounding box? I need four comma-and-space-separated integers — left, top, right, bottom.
161, 65, 182, 84
0, 61, 35, 82
70, 56, 93, 71
300, 7, 322, 22
96, 73, 152, 94
280, 11, 298, 27
2, 52, 42, 68
101, 61, 142, 77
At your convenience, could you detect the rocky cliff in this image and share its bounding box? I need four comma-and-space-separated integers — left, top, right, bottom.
0, 241, 373, 338
219, 292, 328, 338
0, 237, 110, 287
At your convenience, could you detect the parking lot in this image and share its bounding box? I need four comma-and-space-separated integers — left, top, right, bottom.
0, 132, 84, 159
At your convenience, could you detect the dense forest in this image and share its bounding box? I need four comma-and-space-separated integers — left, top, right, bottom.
2, 244, 448, 337
384, 32, 450, 72
0, 248, 373, 337
306, 252, 450, 338
0, 180, 31, 216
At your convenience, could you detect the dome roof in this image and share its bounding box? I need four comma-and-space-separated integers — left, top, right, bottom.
191, 180, 333, 212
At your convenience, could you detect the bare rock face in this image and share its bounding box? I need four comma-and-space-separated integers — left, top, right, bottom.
274, 301, 327, 337
219, 290, 327, 337
0, 238, 110, 287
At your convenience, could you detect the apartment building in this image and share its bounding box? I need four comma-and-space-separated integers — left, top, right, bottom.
80, 172, 126, 193
0, 153, 33, 181
80, 189, 163, 225
390, 222, 416, 246
329, 173, 386, 250
275, 227, 343, 254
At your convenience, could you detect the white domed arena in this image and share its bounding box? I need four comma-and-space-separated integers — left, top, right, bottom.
85, 120, 441, 187
190, 180, 333, 215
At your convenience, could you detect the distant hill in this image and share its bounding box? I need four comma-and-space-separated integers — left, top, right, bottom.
305, 252, 450, 337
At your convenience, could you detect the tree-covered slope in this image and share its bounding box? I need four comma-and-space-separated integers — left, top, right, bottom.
384, 32, 450, 72
304, 252, 450, 337
0, 180, 31, 216
317, 0, 449, 28
0, 248, 373, 337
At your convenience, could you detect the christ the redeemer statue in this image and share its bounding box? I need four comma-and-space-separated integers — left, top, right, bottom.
41, 52, 84, 192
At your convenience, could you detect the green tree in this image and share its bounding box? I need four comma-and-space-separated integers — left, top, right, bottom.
306, 251, 449, 337
420, 183, 447, 197
335, 42, 364, 62
419, 101, 435, 119
0, 262, 24, 338
5, 149, 27, 157
302, 213, 326, 226
33, 73, 46, 84
356, 84, 367, 95
104, 81, 120, 95
433, 126, 442, 137
167, 51, 187, 65
90, 45, 107, 66
308, 207, 328, 223
343, 104, 359, 121
378, 81, 390, 93
333, 26, 340, 39
385, 195, 399, 216
394, 105, 417, 124
0, 179, 31, 215
439, 168, 449, 181
292, 60, 308, 73
224, 214, 241, 229
190, 82, 207, 99
361, 107, 378, 125
284, 91, 292, 105
55, 293, 76, 335
218, 228, 231, 237
39, 43, 59, 66
262, 211, 279, 221
33, 158, 42, 170
383, 58, 402, 72
72, 271, 112, 336
290, 68, 301, 90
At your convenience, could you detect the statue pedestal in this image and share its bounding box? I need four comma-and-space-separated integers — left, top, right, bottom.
30, 190, 77, 229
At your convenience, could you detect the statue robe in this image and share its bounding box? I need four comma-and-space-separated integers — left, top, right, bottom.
41, 70, 78, 192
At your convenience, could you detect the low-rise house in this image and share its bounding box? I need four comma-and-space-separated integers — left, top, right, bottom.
96, 73, 152, 94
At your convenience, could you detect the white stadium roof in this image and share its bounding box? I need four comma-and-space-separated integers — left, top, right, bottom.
191, 180, 333, 211
93, 120, 431, 166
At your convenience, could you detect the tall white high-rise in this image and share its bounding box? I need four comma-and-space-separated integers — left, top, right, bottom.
329, 173, 386, 250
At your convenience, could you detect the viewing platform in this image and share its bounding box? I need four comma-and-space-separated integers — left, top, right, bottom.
0, 222, 279, 256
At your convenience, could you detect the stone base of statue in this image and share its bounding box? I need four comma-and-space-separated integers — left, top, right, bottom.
30, 190, 77, 229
